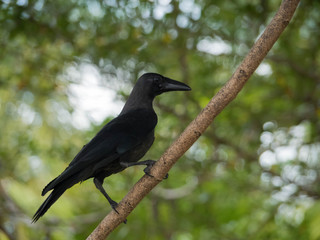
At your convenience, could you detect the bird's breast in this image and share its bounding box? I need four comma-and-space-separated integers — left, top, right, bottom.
120, 130, 155, 163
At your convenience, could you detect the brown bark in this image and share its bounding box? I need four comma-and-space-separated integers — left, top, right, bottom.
87, 0, 300, 239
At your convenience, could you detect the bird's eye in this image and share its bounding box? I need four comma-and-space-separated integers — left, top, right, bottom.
154, 77, 162, 88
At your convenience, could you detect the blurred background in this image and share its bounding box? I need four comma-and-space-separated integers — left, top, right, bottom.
1, 0, 320, 239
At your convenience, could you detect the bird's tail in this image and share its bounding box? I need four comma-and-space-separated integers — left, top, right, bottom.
32, 176, 80, 223
32, 186, 67, 223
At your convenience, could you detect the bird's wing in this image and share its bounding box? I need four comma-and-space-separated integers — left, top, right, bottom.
42, 109, 157, 195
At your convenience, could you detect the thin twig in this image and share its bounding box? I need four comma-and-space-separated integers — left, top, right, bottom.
87, 1, 300, 239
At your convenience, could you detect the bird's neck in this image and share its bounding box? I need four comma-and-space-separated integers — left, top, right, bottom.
119, 90, 154, 115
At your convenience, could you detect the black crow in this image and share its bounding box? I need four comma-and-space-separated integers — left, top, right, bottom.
32, 72, 191, 222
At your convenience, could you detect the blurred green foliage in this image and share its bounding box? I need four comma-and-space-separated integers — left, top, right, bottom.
1, 0, 320, 239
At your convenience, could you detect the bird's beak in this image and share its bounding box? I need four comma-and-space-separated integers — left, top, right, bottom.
162, 77, 191, 92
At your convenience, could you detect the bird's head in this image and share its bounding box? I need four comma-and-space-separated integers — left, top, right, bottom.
120, 73, 191, 115
138, 73, 191, 98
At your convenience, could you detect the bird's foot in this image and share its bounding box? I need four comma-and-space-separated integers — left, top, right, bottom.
109, 199, 119, 214
109, 200, 127, 224
120, 160, 168, 180
143, 160, 169, 180
142, 160, 156, 176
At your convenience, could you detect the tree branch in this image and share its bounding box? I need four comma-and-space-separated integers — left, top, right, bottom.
87, 1, 300, 239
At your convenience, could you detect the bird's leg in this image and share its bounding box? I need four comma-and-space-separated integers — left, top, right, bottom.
93, 177, 127, 224
93, 177, 119, 213
120, 160, 168, 179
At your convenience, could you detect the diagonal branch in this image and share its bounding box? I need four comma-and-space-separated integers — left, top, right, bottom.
87, 0, 300, 239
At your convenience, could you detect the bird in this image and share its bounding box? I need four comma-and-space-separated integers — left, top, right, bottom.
32, 72, 191, 222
